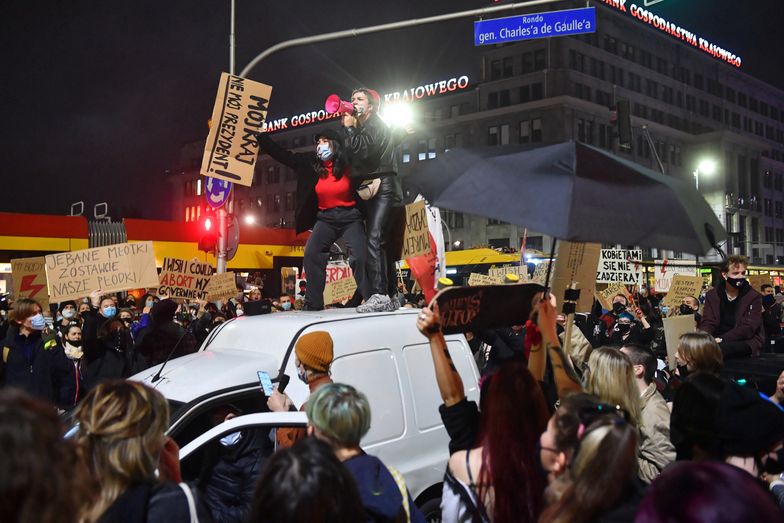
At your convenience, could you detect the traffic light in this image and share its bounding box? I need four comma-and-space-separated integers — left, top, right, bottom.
198, 213, 218, 252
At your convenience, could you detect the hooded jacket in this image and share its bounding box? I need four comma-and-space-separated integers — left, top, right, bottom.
343, 453, 424, 523
700, 281, 764, 355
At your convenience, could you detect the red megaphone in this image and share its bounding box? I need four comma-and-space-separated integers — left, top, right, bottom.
325, 94, 355, 115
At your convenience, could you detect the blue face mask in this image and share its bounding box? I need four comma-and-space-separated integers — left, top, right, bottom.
101, 306, 117, 318
316, 143, 333, 161
145, 299, 155, 309
29, 313, 46, 331
281, 302, 292, 311
220, 431, 242, 447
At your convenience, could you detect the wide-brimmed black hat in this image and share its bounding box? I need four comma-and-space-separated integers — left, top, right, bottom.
314, 128, 342, 143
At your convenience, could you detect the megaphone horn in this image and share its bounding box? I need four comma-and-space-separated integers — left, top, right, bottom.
325, 94, 355, 115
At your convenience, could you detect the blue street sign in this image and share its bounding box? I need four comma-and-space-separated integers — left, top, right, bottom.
205, 177, 232, 210
474, 7, 596, 46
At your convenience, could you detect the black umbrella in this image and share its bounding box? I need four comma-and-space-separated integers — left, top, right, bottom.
405, 141, 726, 256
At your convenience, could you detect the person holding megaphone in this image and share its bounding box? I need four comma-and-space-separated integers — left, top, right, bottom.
339, 88, 407, 313
255, 128, 371, 311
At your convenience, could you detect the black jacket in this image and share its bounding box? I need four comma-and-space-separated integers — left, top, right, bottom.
0, 325, 54, 402
342, 113, 397, 178
98, 481, 213, 523
201, 429, 274, 523
50, 343, 84, 409
256, 132, 322, 234
136, 321, 197, 369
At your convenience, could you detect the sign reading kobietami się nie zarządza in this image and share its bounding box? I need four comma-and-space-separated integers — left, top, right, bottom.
474, 7, 596, 46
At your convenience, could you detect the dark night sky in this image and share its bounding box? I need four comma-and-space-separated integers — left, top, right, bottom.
2, 0, 781, 220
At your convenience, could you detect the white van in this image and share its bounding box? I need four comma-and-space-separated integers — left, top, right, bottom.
131, 307, 480, 517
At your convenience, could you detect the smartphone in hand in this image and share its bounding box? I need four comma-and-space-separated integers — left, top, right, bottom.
257, 371, 273, 396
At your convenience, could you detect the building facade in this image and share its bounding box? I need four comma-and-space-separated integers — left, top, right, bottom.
172, 1, 784, 265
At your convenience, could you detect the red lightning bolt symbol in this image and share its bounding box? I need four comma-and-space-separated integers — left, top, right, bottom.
20, 274, 45, 298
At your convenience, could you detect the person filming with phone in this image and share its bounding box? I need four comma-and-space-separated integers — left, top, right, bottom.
267, 331, 334, 447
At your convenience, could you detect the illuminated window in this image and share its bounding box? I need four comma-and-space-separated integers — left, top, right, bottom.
402, 143, 410, 163
418, 140, 427, 161
428, 138, 437, 159
273, 194, 281, 212
185, 208, 189, 222
196, 179, 202, 196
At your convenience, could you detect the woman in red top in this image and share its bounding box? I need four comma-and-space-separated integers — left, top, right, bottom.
256, 128, 369, 310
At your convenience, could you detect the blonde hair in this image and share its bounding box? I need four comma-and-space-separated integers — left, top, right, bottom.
584, 348, 641, 427
74, 380, 170, 521
678, 332, 723, 375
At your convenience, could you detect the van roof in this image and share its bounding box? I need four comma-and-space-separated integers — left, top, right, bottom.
133, 308, 420, 403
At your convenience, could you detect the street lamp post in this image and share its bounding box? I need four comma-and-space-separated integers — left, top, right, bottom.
693, 158, 717, 191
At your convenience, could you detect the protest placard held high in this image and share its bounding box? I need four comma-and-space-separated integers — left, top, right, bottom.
201, 73, 273, 187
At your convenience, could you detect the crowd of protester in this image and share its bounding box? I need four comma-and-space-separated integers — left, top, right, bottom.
2, 253, 784, 522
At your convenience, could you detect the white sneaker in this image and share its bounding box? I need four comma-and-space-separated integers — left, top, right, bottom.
357, 294, 393, 313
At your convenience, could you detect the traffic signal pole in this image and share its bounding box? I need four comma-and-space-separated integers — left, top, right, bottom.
216, 0, 237, 274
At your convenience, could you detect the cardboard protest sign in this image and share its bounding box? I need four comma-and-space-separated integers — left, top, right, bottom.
661, 275, 703, 307
401, 200, 431, 259
663, 315, 696, 370
325, 263, 352, 284
434, 283, 544, 335
45, 242, 159, 302
531, 261, 553, 285
200, 73, 273, 187
467, 273, 502, 286
596, 248, 643, 285
205, 271, 237, 301
551, 242, 601, 312
488, 266, 529, 282
323, 276, 357, 305
595, 282, 633, 312
11, 257, 49, 310
748, 274, 773, 293
158, 258, 214, 300
653, 261, 697, 293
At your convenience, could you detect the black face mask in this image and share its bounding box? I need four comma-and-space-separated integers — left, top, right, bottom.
66, 339, 82, 348
612, 302, 626, 314
617, 323, 631, 334
726, 276, 747, 289
677, 364, 690, 378
680, 304, 694, 315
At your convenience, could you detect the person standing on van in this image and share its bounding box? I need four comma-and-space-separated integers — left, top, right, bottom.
256, 129, 370, 311
306, 382, 425, 523
268, 331, 334, 447
342, 88, 406, 314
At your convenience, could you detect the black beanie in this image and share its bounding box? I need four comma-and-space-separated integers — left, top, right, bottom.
150, 298, 178, 324
716, 381, 784, 456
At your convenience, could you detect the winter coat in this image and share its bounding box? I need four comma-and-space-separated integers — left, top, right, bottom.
97, 481, 213, 523
700, 282, 764, 355
342, 113, 398, 178
255, 132, 325, 234
202, 429, 274, 523
638, 383, 676, 483
50, 343, 84, 409
344, 453, 424, 523
0, 325, 55, 401
135, 321, 197, 369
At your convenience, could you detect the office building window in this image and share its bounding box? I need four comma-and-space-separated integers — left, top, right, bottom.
402, 143, 410, 163
450, 104, 460, 118
499, 124, 510, 145
531, 83, 543, 100
488, 126, 499, 146
488, 92, 498, 109
285, 192, 295, 211
418, 140, 427, 161
532, 118, 543, 142
499, 89, 510, 107
428, 137, 437, 159
490, 59, 501, 80
519, 120, 530, 144
503, 56, 513, 77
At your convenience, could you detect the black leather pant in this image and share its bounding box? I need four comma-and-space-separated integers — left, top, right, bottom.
303, 207, 369, 310
365, 175, 405, 297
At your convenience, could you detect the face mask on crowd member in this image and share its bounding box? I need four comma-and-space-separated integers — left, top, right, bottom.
612, 299, 627, 314
235, 306, 245, 317
316, 139, 333, 162
99, 298, 116, 319
26, 313, 47, 331
723, 262, 747, 289
62, 307, 77, 320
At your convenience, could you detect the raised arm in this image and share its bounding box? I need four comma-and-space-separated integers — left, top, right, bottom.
256, 132, 305, 170
416, 303, 465, 407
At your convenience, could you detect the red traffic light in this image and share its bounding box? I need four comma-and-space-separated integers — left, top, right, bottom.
198, 213, 218, 252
